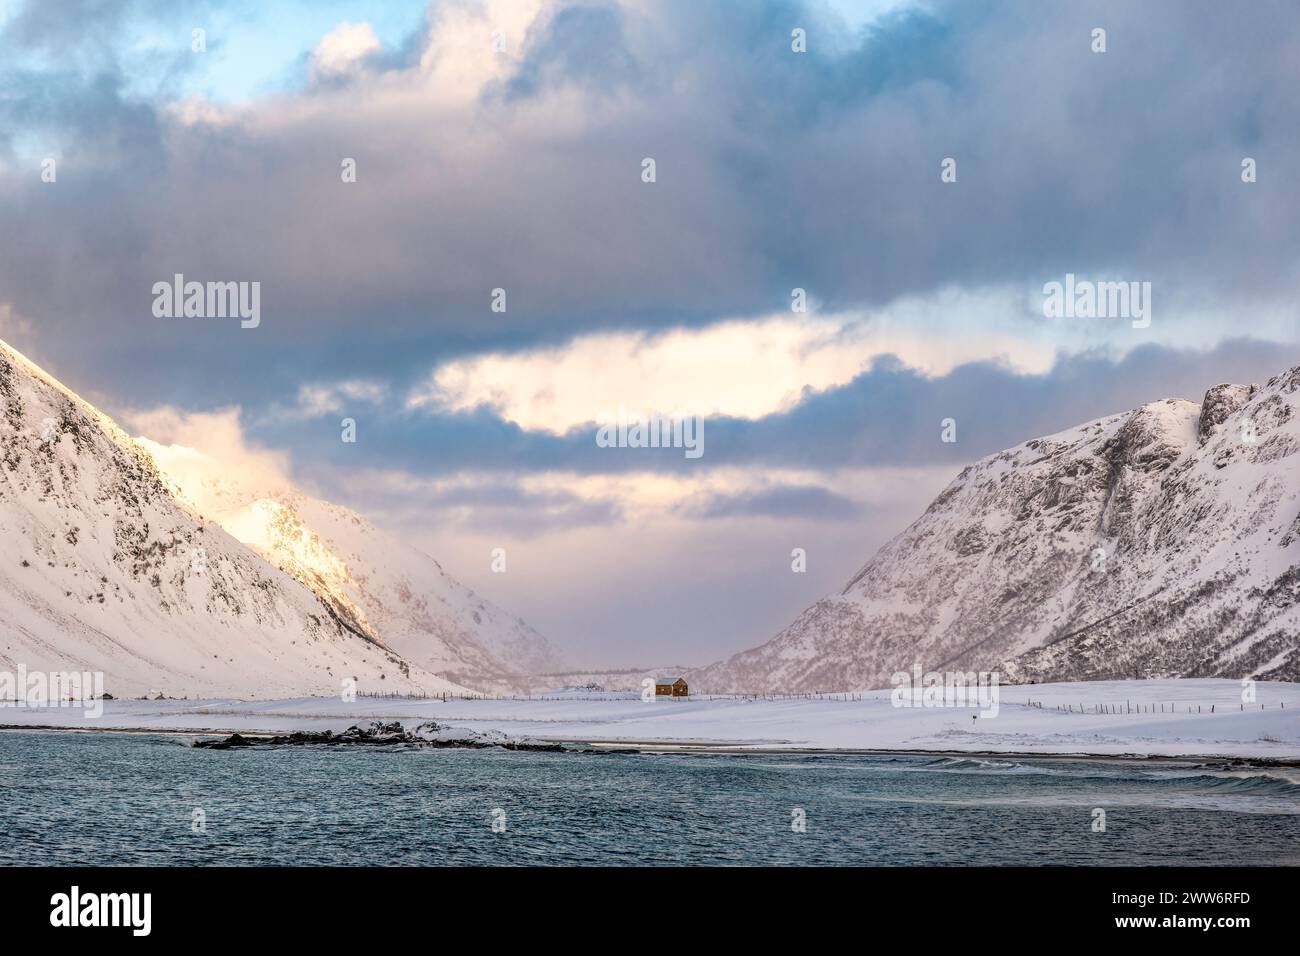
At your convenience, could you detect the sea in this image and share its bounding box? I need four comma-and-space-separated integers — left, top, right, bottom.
2, 730, 1297, 865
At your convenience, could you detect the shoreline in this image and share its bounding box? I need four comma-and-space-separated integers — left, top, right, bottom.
4, 679, 1297, 764
5, 722, 1299, 768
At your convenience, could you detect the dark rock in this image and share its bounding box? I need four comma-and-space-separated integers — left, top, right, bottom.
192, 720, 571, 753
193, 732, 254, 750
1197, 383, 1258, 444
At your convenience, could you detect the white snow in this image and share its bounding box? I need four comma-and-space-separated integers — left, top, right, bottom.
137, 438, 569, 692
0, 338, 467, 699
5, 679, 1300, 760
1, 336, 562, 698
696, 372, 1300, 694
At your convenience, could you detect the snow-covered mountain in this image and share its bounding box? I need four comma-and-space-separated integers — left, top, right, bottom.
0, 338, 466, 698
137, 442, 569, 695
693, 364, 1300, 694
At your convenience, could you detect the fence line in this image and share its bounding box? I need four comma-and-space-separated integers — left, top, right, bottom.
1022, 699, 1285, 715
351, 689, 1289, 713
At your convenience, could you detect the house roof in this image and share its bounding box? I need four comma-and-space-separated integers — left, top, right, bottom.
655, 677, 686, 685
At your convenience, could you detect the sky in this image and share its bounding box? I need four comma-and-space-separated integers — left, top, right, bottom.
0, 0, 1297, 667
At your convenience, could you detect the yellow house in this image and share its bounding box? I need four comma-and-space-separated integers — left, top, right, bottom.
655, 677, 688, 697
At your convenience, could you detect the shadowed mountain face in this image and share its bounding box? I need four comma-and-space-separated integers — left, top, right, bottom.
693, 364, 1300, 694
0, 338, 559, 697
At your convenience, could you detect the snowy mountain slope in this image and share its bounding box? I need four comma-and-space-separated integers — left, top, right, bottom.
0, 339, 465, 698
137, 442, 569, 693
693, 364, 1300, 693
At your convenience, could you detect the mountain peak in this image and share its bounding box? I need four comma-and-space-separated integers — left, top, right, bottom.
694, 362, 1300, 693
1, 341, 559, 696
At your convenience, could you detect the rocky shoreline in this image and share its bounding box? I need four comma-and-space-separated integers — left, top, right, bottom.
192, 720, 574, 752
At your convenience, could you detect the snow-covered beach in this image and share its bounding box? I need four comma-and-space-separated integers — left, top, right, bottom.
4, 679, 1299, 762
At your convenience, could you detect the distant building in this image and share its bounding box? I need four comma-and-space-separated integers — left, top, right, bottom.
655, 677, 688, 697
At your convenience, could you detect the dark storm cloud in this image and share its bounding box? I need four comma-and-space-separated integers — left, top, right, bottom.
348, 476, 624, 537
713, 338, 1299, 470
272, 337, 1297, 485
503, 2, 642, 101
677, 484, 863, 521
1, 0, 1298, 413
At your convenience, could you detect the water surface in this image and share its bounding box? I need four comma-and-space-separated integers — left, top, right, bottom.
2, 731, 1297, 865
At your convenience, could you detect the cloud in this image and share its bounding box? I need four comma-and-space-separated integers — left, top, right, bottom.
274, 378, 390, 421
408, 280, 1299, 437
395, 462, 952, 665
323, 467, 627, 537
123, 406, 298, 513
408, 286, 1067, 432
3, 0, 1299, 417
678, 483, 863, 520
697, 337, 1297, 472
504, 2, 641, 100
0, 302, 34, 341
309, 22, 382, 83
258, 336, 1295, 485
